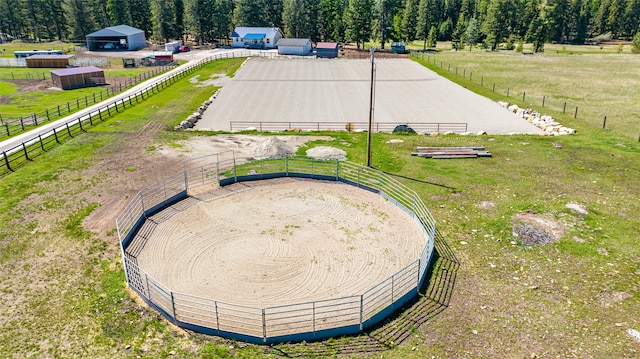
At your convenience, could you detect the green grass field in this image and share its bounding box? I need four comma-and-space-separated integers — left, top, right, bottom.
0, 40, 79, 58
407, 44, 640, 140
0, 52, 638, 358
0, 66, 174, 119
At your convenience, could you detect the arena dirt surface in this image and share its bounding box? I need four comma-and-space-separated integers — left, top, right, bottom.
136, 177, 426, 307
197, 58, 544, 135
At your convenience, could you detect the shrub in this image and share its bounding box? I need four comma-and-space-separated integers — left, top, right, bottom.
633, 31, 640, 54
505, 35, 515, 50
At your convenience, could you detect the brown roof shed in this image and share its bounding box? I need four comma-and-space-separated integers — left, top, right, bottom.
25, 54, 74, 68
50, 66, 105, 90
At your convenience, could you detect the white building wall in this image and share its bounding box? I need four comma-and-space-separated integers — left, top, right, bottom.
127, 32, 146, 50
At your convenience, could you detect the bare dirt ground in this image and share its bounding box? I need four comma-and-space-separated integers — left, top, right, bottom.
157, 134, 335, 160
197, 58, 544, 134
136, 177, 426, 307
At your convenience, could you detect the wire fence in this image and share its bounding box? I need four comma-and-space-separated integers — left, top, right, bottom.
0, 64, 177, 136
410, 52, 625, 136
0, 58, 26, 67
0, 50, 253, 177
116, 155, 436, 344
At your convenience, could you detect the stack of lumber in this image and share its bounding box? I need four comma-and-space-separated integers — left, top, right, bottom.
411, 146, 492, 159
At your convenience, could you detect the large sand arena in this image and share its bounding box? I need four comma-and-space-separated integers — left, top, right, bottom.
135, 177, 426, 307
197, 58, 544, 135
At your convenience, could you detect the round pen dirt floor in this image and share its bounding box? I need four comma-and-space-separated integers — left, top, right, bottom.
136, 177, 426, 307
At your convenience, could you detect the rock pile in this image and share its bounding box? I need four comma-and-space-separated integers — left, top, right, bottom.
498, 101, 576, 136
174, 90, 219, 130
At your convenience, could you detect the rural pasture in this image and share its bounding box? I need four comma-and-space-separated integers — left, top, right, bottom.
0, 47, 638, 358
412, 46, 640, 140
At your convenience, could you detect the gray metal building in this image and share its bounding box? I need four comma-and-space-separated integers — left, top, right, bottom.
86, 25, 146, 51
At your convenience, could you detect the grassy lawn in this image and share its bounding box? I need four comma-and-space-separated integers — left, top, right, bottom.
0, 52, 638, 358
408, 46, 640, 140
0, 41, 79, 58
0, 66, 176, 119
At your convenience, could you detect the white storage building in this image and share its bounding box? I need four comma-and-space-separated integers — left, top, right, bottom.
277, 38, 312, 56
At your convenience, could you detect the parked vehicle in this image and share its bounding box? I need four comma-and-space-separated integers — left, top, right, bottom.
178, 46, 191, 52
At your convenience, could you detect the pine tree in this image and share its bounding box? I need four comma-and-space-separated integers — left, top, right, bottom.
151, 0, 177, 41
107, 0, 131, 25
90, 0, 112, 28
452, 13, 466, 49
632, 30, 640, 53
572, 0, 590, 44
44, 0, 68, 39
130, 0, 153, 37
67, 0, 98, 39
439, 18, 453, 41
623, 0, 640, 39
427, 25, 437, 47
23, 0, 46, 40
482, 0, 515, 50
528, 14, 546, 52
263, 0, 284, 28
321, 0, 347, 41
417, 0, 436, 49
184, 0, 215, 44
606, 0, 625, 38
234, 0, 266, 27
214, 0, 234, 43
401, 0, 418, 41
345, 0, 374, 49
374, 0, 398, 49
464, 16, 480, 50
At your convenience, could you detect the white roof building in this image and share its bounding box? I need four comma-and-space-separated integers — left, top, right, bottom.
231, 27, 283, 49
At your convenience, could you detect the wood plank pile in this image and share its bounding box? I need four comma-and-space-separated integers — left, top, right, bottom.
411, 146, 492, 159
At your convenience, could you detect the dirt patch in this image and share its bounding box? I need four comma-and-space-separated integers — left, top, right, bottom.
158, 134, 334, 160
511, 211, 565, 246
4, 79, 52, 94
189, 74, 231, 87
596, 291, 632, 308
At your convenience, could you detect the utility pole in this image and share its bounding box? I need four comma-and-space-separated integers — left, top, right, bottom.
366, 48, 376, 168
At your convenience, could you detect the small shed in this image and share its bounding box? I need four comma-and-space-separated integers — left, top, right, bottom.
50, 66, 105, 90
25, 54, 74, 68
153, 51, 174, 62
86, 25, 146, 51
277, 38, 312, 56
316, 42, 339, 58
391, 42, 407, 54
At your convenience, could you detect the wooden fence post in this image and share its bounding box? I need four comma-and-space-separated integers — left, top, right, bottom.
2, 151, 11, 171
22, 143, 29, 160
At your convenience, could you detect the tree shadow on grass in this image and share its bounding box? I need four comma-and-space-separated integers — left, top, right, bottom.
272, 229, 460, 357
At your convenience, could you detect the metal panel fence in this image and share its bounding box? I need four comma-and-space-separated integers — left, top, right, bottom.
116, 155, 437, 344
230, 121, 468, 133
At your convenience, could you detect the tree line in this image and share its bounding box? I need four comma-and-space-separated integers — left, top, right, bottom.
0, 0, 638, 52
